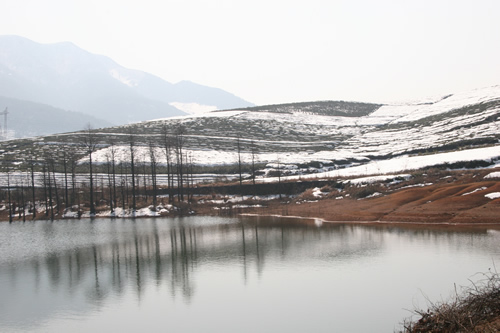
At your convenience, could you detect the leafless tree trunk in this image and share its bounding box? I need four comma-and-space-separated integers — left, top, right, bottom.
175, 125, 186, 202
120, 162, 126, 212
237, 136, 243, 192
70, 153, 77, 208
162, 124, 173, 204
277, 155, 282, 200
42, 164, 49, 217
82, 124, 98, 216
106, 154, 113, 213
50, 159, 60, 217
149, 140, 158, 208
29, 156, 36, 219
251, 140, 257, 186
106, 141, 118, 212
6, 166, 13, 223
20, 181, 26, 222
46, 161, 54, 221
128, 130, 137, 213
62, 151, 69, 207
142, 154, 148, 203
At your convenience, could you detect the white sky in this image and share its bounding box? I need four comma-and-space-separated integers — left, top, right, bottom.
1, 0, 499, 106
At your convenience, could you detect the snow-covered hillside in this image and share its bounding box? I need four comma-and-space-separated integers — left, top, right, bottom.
2, 85, 500, 180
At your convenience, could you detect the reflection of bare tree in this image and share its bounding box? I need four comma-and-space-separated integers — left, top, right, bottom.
111, 242, 123, 294
46, 254, 61, 287
91, 245, 103, 302
241, 223, 247, 284
1, 218, 398, 322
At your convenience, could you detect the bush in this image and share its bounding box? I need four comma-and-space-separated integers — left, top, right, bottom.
400, 271, 500, 332
346, 184, 383, 199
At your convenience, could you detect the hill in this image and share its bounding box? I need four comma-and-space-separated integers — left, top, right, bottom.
3, 85, 498, 168
0, 84, 499, 183
0, 85, 499, 223
0, 96, 111, 138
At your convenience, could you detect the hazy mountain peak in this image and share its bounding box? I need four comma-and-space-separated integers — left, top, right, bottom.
0, 35, 253, 128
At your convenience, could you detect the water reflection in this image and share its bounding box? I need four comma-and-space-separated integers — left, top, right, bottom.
0, 217, 499, 332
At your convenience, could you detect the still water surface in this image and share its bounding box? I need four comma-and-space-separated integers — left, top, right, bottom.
0, 216, 499, 332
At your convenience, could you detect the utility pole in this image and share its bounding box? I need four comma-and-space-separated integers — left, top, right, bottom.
0, 107, 8, 137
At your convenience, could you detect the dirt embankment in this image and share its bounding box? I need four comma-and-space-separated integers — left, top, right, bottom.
233, 169, 500, 225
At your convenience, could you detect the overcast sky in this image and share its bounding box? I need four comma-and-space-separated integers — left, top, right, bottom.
1, 0, 499, 106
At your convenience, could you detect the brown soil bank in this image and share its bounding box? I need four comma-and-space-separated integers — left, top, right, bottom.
241, 169, 500, 225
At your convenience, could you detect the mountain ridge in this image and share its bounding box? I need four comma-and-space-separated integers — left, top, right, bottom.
0, 35, 253, 129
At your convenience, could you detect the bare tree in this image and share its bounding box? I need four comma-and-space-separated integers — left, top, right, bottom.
4, 163, 13, 223
174, 124, 186, 202
161, 124, 173, 203
105, 152, 114, 214
27, 154, 37, 219
49, 157, 60, 218
251, 140, 257, 186
103, 141, 119, 214
141, 152, 148, 203
128, 129, 137, 213
277, 155, 282, 200
61, 150, 69, 208
149, 140, 158, 208
20, 178, 26, 222
119, 161, 127, 212
82, 124, 98, 216
45, 159, 54, 221
186, 152, 195, 203
68, 149, 78, 208
41, 163, 49, 217
237, 136, 243, 189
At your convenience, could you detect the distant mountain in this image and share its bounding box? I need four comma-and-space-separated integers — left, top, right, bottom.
0, 35, 253, 127
0, 95, 112, 138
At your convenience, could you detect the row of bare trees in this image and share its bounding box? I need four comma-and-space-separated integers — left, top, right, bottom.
1, 122, 269, 221
0, 123, 198, 220
77, 123, 196, 216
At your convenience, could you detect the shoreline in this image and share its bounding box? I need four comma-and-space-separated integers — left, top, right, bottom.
2, 167, 499, 226
239, 213, 500, 228
2, 203, 500, 229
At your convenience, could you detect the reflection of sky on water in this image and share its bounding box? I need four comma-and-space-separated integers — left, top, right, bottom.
0, 217, 499, 332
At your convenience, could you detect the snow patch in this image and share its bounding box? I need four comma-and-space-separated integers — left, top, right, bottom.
462, 187, 487, 196
170, 102, 217, 115
109, 69, 138, 87
485, 192, 500, 200
485, 172, 500, 179
312, 187, 323, 198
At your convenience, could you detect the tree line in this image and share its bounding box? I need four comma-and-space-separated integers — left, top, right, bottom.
0, 123, 265, 221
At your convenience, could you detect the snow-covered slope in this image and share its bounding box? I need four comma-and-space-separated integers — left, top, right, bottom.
2, 85, 500, 179
371, 85, 500, 123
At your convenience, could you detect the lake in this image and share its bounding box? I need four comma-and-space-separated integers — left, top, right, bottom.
0, 216, 499, 332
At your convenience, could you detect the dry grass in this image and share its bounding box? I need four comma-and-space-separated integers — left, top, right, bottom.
400, 270, 500, 332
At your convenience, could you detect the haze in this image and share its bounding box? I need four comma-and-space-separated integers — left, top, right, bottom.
1, 0, 499, 105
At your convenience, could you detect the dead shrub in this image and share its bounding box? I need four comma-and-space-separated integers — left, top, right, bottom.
400, 270, 500, 333
345, 184, 383, 199
298, 188, 318, 201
